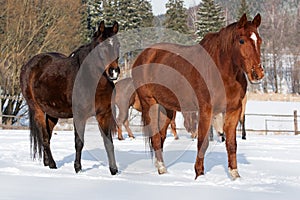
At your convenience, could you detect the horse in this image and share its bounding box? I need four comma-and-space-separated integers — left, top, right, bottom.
185, 95, 247, 142
131, 14, 264, 179
114, 77, 178, 140
210, 95, 247, 141
20, 21, 120, 175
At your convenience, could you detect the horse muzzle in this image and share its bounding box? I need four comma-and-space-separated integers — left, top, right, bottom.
107, 66, 120, 81
249, 64, 264, 84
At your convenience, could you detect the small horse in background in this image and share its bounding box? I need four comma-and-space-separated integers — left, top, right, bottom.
20, 21, 120, 175
132, 14, 264, 179
184, 95, 247, 142
114, 77, 178, 140
211, 95, 247, 141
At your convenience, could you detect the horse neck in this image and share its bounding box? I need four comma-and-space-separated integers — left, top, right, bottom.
70, 41, 97, 66
200, 31, 241, 79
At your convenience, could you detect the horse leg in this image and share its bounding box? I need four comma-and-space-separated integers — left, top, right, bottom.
142, 102, 166, 174
34, 109, 57, 168
117, 106, 135, 140
96, 112, 118, 175
44, 114, 58, 168
224, 108, 242, 180
241, 114, 246, 140
209, 125, 214, 141
124, 119, 135, 139
117, 126, 124, 140
29, 106, 57, 169
159, 108, 175, 147
169, 111, 179, 140
73, 117, 86, 173
116, 106, 126, 140
194, 105, 212, 179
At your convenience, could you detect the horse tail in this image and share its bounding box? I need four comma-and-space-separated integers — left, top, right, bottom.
29, 107, 43, 160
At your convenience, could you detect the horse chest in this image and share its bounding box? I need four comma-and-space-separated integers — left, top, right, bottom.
224, 80, 245, 111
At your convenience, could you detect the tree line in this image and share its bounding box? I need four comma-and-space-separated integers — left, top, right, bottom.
0, 0, 299, 125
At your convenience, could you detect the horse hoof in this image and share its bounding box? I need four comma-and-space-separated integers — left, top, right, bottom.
242, 136, 246, 140
174, 136, 179, 140
110, 167, 118, 175
229, 168, 241, 180
194, 171, 204, 180
118, 137, 124, 140
155, 161, 167, 174
49, 163, 57, 169
74, 163, 82, 173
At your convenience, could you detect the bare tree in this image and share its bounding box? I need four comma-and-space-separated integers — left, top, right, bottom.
0, 0, 82, 125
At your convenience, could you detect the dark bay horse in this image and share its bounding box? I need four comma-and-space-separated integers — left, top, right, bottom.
114, 77, 178, 140
20, 21, 120, 175
132, 14, 264, 179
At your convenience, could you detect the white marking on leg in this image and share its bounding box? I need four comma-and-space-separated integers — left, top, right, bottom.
229, 167, 241, 180
155, 160, 167, 174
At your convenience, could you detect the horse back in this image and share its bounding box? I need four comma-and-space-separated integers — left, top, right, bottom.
132, 43, 212, 112
20, 52, 77, 118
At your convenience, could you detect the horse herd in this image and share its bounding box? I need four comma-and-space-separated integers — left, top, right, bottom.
20, 14, 264, 180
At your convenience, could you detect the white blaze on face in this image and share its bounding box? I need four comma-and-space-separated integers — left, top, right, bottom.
250, 32, 258, 49
108, 38, 114, 46
112, 69, 119, 79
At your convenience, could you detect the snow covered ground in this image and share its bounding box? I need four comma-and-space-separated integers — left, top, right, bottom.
0, 101, 300, 199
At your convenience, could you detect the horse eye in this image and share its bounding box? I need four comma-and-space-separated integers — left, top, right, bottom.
239, 39, 245, 44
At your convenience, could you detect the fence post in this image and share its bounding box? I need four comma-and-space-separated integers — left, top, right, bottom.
0, 96, 2, 129
294, 110, 299, 135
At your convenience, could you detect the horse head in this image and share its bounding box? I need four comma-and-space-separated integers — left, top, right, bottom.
93, 21, 120, 81
234, 13, 264, 84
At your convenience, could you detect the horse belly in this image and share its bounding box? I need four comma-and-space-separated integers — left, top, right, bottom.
34, 70, 74, 118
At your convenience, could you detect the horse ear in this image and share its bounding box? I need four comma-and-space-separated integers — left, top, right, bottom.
252, 13, 261, 28
98, 21, 105, 33
112, 21, 119, 34
237, 13, 248, 28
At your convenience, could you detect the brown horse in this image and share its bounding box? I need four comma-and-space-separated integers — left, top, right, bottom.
210, 95, 247, 141
20, 21, 120, 175
114, 77, 178, 140
132, 14, 264, 179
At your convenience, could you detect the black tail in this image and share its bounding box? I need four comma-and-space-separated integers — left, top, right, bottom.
29, 107, 43, 159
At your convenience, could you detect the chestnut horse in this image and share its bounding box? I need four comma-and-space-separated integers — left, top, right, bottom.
114, 77, 178, 140
20, 21, 120, 175
132, 14, 264, 179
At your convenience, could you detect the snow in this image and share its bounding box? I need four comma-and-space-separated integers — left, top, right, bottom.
1, 101, 300, 199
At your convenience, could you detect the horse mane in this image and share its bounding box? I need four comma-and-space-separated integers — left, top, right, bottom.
68, 41, 98, 66
200, 22, 239, 55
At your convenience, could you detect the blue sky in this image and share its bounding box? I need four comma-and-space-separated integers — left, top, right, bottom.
150, 0, 201, 15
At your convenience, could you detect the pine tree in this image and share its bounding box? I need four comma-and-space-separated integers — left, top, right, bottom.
80, 0, 93, 43
117, 0, 142, 31
236, 0, 251, 20
89, 0, 103, 31
101, 0, 117, 26
195, 0, 225, 42
139, 0, 154, 27
164, 0, 188, 34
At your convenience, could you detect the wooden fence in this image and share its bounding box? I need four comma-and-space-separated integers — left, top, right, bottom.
244, 111, 299, 135
0, 94, 299, 135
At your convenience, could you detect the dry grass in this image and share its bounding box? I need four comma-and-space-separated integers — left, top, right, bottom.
247, 92, 300, 102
